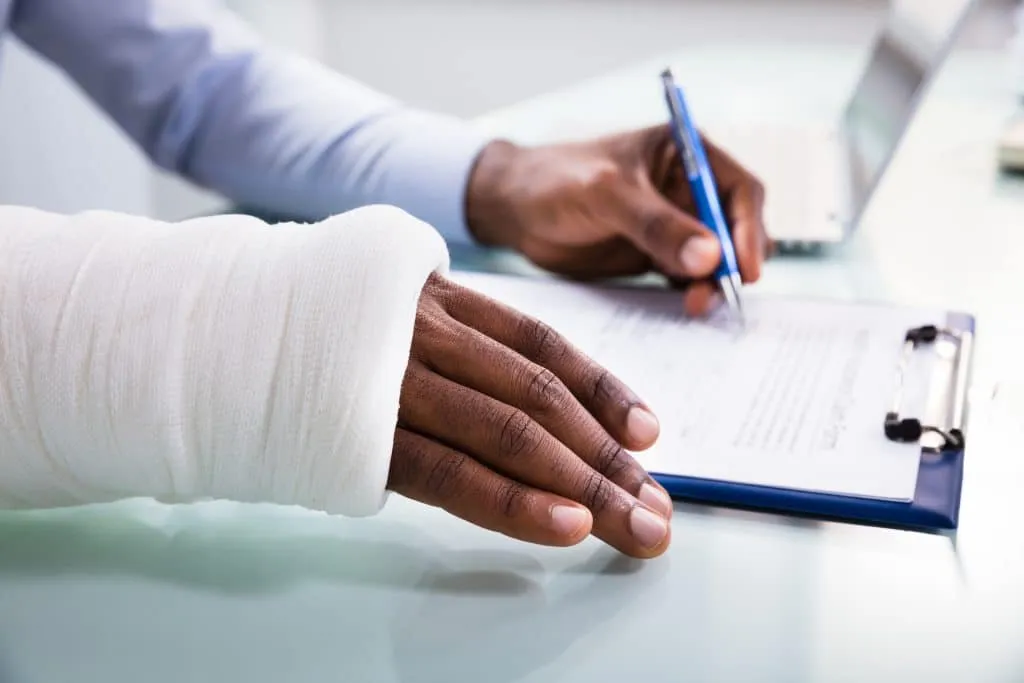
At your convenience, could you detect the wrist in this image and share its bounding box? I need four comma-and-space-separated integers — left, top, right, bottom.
465, 139, 527, 248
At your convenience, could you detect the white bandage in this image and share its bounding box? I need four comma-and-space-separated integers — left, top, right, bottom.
0, 204, 448, 515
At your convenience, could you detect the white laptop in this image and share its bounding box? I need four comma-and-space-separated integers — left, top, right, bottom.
722, 0, 978, 253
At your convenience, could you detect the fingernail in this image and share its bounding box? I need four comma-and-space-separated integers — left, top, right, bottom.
626, 405, 660, 444
679, 236, 720, 275
639, 482, 673, 518
630, 505, 669, 549
551, 505, 591, 537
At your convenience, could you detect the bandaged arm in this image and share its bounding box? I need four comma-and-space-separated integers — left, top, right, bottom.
0, 204, 448, 515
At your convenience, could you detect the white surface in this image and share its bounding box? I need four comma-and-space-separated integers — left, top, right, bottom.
2, 38, 1024, 683
454, 271, 931, 502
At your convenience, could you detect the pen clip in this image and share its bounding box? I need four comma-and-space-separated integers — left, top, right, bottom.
661, 69, 700, 180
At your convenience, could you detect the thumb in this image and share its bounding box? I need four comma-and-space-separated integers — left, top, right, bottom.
623, 189, 721, 280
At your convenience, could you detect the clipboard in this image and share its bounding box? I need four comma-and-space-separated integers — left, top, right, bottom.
650, 311, 975, 531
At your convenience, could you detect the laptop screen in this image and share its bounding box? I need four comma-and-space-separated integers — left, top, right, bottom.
842, 0, 976, 217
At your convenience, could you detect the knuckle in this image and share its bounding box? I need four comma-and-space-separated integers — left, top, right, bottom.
590, 368, 617, 405
423, 272, 480, 316
494, 480, 529, 519
640, 212, 671, 247
524, 366, 567, 413
580, 472, 613, 514
423, 270, 455, 300
498, 409, 539, 461
586, 161, 621, 192
594, 439, 630, 481
517, 316, 566, 364
747, 174, 766, 201
412, 307, 444, 340
425, 450, 466, 500
398, 362, 429, 411
413, 294, 469, 362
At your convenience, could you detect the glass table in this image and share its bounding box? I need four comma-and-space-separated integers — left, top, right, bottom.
2, 43, 1024, 683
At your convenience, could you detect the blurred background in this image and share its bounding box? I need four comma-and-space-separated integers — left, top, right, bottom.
0, 0, 1019, 222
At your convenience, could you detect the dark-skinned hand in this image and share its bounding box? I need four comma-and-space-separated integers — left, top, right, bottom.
466, 124, 770, 316
388, 125, 768, 557
388, 273, 673, 559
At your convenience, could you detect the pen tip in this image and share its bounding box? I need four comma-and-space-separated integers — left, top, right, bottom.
716, 274, 746, 329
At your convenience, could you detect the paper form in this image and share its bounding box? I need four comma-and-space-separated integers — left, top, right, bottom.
452, 272, 945, 502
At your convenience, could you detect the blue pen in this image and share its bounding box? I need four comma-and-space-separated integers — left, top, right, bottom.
661, 68, 745, 325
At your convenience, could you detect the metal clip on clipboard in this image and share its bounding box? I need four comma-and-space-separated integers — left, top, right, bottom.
884, 324, 973, 453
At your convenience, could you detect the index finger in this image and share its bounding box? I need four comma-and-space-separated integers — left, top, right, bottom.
445, 283, 662, 454
703, 138, 767, 283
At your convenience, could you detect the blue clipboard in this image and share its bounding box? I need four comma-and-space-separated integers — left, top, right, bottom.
651, 312, 975, 531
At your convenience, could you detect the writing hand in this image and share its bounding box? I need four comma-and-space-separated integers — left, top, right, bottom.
466, 125, 769, 317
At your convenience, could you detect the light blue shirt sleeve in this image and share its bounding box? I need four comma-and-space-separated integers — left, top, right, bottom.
9, 0, 494, 244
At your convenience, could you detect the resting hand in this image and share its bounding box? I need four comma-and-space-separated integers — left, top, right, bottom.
466, 125, 769, 317
387, 273, 674, 558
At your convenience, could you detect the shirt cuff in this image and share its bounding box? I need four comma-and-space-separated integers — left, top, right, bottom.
373, 110, 495, 246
